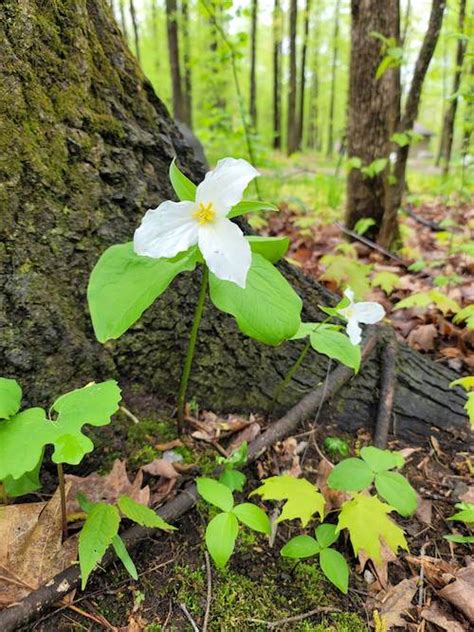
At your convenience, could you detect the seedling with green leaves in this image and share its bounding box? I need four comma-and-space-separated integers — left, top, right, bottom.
444, 502, 474, 544
88, 159, 302, 430
78, 493, 175, 588
450, 376, 474, 428
281, 523, 349, 593
196, 477, 271, 568
216, 441, 248, 492
327, 446, 418, 517
323, 436, 350, 459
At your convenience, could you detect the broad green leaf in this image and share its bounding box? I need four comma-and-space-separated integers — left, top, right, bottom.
209, 253, 302, 346
315, 523, 339, 549
251, 475, 325, 527
444, 534, 474, 544
247, 236, 290, 263
327, 458, 374, 492
205, 511, 239, 568
448, 502, 474, 524
319, 548, 349, 594
336, 494, 408, 564
3, 458, 43, 497
0, 378, 22, 420
228, 200, 279, 219
224, 442, 248, 467
88, 243, 199, 342
169, 158, 196, 201
465, 393, 474, 428
112, 535, 138, 580
219, 468, 246, 492
354, 218, 376, 236
310, 328, 361, 373
372, 271, 400, 295
375, 471, 418, 517
360, 446, 405, 472
450, 376, 474, 391
391, 132, 410, 147
320, 255, 372, 299
394, 290, 460, 315
197, 477, 234, 512
117, 495, 176, 531
232, 503, 271, 534
280, 535, 320, 559
0, 381, 121, 481
79, 503, 121, 589
291, 322, 340, 341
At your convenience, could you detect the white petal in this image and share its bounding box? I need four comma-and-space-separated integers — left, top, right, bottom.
195, 157, 260, 216
344, 287, 355, 304
133, 200, 198, 259
353, 302, 386, 324
346, 318, 362, 345
198, 218, 251, 288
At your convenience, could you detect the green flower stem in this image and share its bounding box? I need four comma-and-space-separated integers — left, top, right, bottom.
177, 265, 209, 433
57, 463, 68, 540
270, 316, 333, 413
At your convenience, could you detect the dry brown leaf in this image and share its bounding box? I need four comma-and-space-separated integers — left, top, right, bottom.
407, 323, 438, 351
405, 555, 456, 589
0, 486, 77, 608
154, 439, 183, 451
141, 459, 179, 479
359, 542, 398, 588
421, 602, 467, 632
188, 411, 254, 443
66, 459, 150, 513
415, 498, 433, 525
460, 487, 474, 504
227, 421, 261, 451
377, 577, 418, 630
438, 561, 474, 623
316, 459, 350, 512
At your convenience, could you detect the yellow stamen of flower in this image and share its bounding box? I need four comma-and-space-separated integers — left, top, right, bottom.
193, 202, 216, 224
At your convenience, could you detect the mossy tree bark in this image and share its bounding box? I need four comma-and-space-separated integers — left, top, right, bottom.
0, 0, 468, 443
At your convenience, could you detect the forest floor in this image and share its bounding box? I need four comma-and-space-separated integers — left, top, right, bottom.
9, 157, 473, 631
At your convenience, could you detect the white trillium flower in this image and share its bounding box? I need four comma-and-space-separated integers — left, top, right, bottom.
338, 288, 385, 345
133, 157, 260, 288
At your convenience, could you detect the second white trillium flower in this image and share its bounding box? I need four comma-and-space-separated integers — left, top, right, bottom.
338, 288, 385, 345
133, 157, 260, 288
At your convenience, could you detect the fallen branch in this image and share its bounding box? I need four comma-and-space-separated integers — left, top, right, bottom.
249, 605, 342, 628
0, 336, 378, 632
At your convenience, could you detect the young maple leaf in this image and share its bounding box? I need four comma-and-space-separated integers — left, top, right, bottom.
336, 494, 408, 563
251, 475, 325, 527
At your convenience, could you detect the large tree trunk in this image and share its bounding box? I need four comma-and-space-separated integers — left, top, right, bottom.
0, 0, 468, 445
345, 0, 400, 239
437, 0, 467, 175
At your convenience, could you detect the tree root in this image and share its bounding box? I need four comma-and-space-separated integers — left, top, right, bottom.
0, 336, 379, 631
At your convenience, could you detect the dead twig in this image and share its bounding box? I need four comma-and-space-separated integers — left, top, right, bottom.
202, 552, 212, 632
335, 222, 407, 266
374, 333, 398, 448
250, 605, 341, 628
119, 405, 140, 425
179, 602, 200, 631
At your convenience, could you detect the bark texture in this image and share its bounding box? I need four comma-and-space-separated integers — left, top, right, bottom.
0, 0, 468, 444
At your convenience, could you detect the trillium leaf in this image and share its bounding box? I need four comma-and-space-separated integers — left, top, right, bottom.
209, 253, 302, 346
247, 236, 290, 263
0, 381, 121, 481
117, 495, 176, 531
88, 242, 200, 342
219, 468, 247, 492
360, 446, 405, 472
228, 200, 278, 219
79, 503, 121, 589
327, 458, 374, 492
310, 329, 361, 372
232, 503, 271, 534
280, 535, 321, 559
251, 475, 325, 527
205, 511, 239, 568
169, 158, 196, 201
197, 477, 234, 512
374, 471, 418, 517
315, 523, 339, 549
319, 548, 349, 594
0, 377, 22, 420
336, 493, 408, 564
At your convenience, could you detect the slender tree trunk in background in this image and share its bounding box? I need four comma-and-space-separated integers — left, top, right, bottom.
461, 60, 473, 167
0, 0, 468, 450
151, 0, 158, 41
326, 0, 341, 157
307, 7, 320, 150
166, 0, 185, 122
287, 0, 298, 155
380, 0, 446, 247
435, 20, 448, 165
297, 0, 312, 149
272, 0, 283, 149
438, 0, 467, 175
401, 0, 411, 44
129, 0, 141, 62
119, 0, 129, 40
345, 0, 400, 238
249, 0, 258, 130
181, 0, 193, 128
